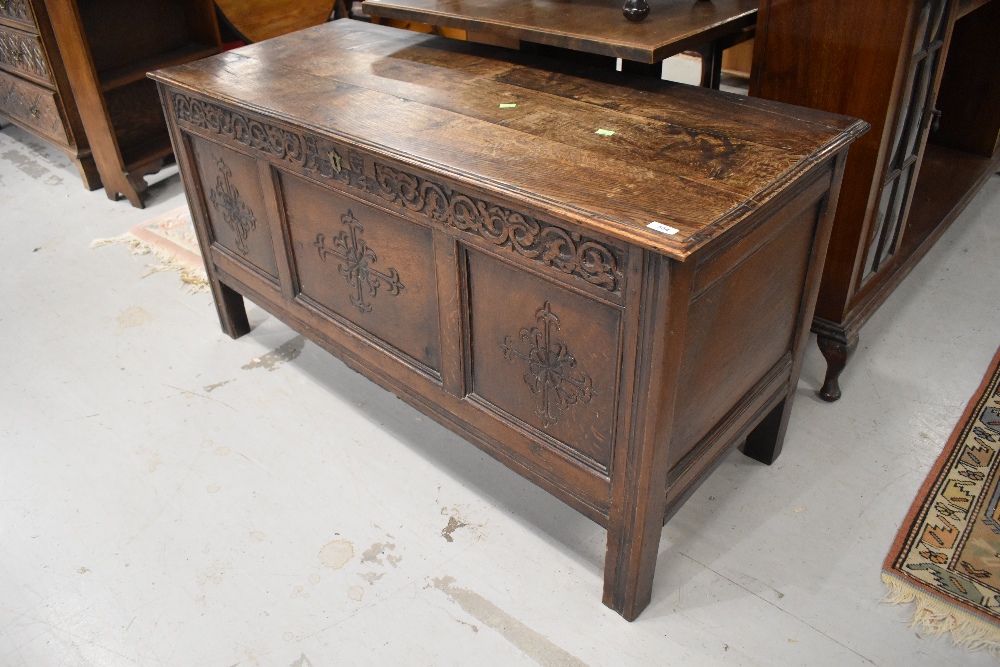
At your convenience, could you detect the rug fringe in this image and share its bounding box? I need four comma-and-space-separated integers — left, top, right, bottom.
91, 234, 208, 293
883, 573, 1000, 658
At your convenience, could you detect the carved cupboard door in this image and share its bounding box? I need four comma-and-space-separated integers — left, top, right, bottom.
861, 0, 952, 283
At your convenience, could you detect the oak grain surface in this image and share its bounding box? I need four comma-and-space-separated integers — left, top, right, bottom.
152, 20, 863, 259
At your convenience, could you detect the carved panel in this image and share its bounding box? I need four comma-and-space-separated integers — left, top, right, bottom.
500, 301, 595, 427
0, 25, 49, 86
171, 93, 624, 295
467, 249, 621, 471
0, 1, 33, 30
282, 171, 441, 372
0, 68, 67, 144
209, 158, 258, 256
315, 209, 405, 314
189, 135, 278, 279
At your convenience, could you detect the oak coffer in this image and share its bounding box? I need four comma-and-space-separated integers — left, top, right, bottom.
151, 20, 865, 620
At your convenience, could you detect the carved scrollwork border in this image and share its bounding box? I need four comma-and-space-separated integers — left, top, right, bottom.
371, 163, 621, 292
170, 93, 623, 293
172, 93, 367, 192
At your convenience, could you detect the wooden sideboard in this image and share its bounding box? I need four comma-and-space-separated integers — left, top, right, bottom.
152, 20, 864, 619
36, 0, 223, 207
751, 0, 1000, 400
0, 0, 98, 189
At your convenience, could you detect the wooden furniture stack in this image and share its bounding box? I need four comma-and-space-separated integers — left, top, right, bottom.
751, 0, 1000, 400
151, 20, 864, 619
42, 0, 224, 208
0, 0, 224, 207
0, 0, 99, 189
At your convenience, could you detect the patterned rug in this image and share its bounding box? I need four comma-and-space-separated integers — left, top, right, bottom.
92, 206, 207, 291
884, 345, 1000, 656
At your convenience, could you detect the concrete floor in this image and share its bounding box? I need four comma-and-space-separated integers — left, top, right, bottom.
1, 112, 999, 667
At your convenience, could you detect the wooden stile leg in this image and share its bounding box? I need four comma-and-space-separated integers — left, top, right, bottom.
603, 255, 685, 621
742, 397, 790, 465
603, 458, 670, 620
215, 281, 251, 339
73, 155, 102, 191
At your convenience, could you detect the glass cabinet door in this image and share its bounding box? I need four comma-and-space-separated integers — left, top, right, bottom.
861, 0, 951, 284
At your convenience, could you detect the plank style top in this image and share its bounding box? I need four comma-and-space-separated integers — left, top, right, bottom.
361, 0, 758, 63
151, 20, 865, 260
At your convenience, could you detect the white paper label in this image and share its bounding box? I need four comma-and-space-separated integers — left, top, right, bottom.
647, 222, 679, 235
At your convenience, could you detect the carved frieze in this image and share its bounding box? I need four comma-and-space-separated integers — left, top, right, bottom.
501, 301, 594, 427
170, 93, 623, 294
0, 27, 49, 84
172, 93, 367, 192
315, 209, 404, 314
372, 164, 621, 293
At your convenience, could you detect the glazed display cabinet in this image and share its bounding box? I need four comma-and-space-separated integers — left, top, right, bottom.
751, 0, 1000, 400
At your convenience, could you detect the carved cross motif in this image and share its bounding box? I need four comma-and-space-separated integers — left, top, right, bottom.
500, 301, 594, 427
208, 158, 257, 255
315, 210, 404, 314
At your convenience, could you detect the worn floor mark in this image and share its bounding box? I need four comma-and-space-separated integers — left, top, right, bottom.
360, 541, 396, 565
431, 576, 589, 667
204, 379, 235, 392
359, 572, 384, 585
441, 515, 468, 543
1, 148, 49, 179
319, 539, 354, 569
290, 653, 314, 667
117, 305, 155, 330
242, 336, 305, 371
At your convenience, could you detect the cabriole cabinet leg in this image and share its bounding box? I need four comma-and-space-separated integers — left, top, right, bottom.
817, 333, 858, 402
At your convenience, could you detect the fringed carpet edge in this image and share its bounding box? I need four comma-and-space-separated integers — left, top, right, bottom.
883, 571, 1000, 658
91, 206, 208, 292
883, 344, 1000, 660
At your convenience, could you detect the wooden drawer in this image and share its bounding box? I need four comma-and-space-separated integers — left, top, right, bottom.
0, 23, 51, 86
0, 0, 35, 32
0, 67, 68, 144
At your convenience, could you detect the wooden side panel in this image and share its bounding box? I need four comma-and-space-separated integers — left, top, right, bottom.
465, 247, 623, 473
670, 181, 827, 468
281, 171, 443, 374
188, 135, 279, 281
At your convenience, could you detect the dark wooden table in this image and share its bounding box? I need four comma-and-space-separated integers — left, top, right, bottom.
152, 20, 863, 620
361, 0, 757, 86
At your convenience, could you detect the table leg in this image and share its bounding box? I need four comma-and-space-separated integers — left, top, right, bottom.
696, 40, 724, 89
